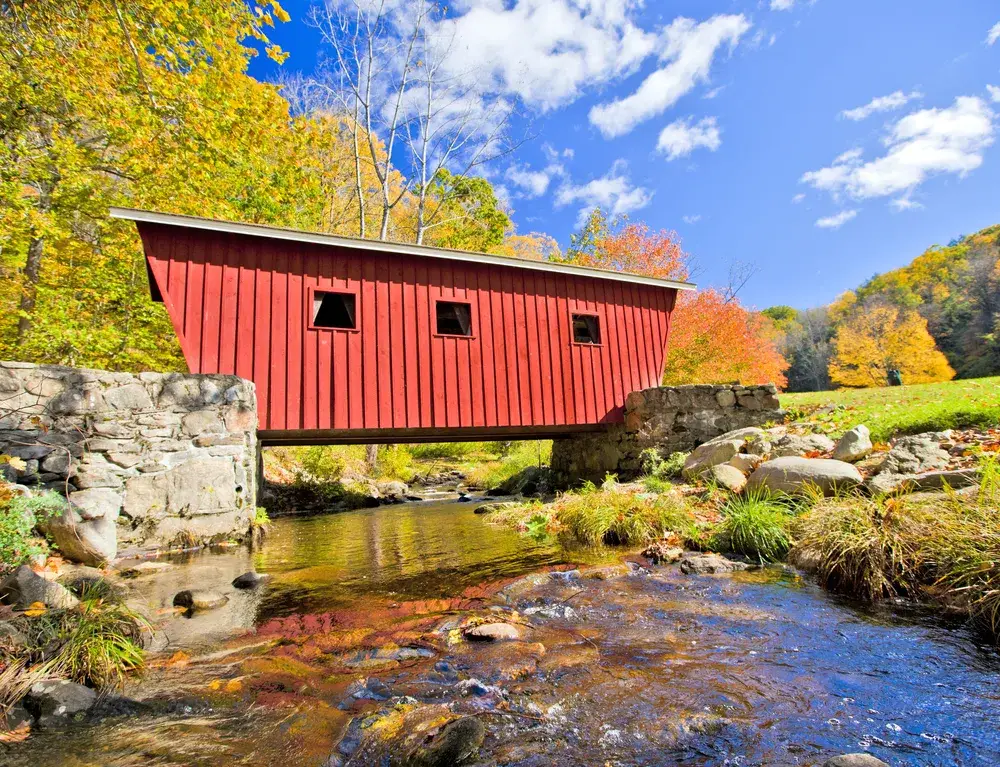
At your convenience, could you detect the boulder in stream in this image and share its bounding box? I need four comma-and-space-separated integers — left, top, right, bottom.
172, 589, 228, 610
25, 679, 97, 724
232, 571, 271, 589
404, 716, 486, 767
463, 622, 522, 641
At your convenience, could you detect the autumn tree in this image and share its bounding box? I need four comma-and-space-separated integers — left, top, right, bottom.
561, 209, 787, 387
664, 289, 788, 387
828, 299, 955, 388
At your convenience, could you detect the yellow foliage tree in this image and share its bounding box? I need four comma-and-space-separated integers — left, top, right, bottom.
828, 304, 955, 388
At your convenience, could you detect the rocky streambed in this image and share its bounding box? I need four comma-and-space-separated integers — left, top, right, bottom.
6, 500, 1000, 766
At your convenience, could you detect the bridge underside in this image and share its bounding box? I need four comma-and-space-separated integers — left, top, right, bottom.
257, 424, 610, 447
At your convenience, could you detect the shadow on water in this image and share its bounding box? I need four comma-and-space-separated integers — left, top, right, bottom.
7, 500, 1000, 766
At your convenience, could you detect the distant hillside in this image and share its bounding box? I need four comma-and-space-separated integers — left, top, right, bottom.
766, 224, 1000, 392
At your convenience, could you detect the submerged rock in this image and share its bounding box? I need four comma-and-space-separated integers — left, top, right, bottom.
405, 716, 486, 767
679, 553, 749, 575
25, 679, 97, 724
822, 755, 889, 767
172, 589, 228, 611
0, 565, 79, 609
832, 425, 873, 463
747, 457, 862, 496
463, 622, 522, 641
232, 571, 271, 589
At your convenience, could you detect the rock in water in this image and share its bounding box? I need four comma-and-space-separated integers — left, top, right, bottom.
747, 457, 862, 496
642, 542, 684, 565
405, 716, 486, 767
0, 565, 79, 609
173, 589, 228, 610
463, 622, 522, 641
707, 463, 747, 493
822, 755, 889, 767
232, 571, 271, 589
832, 425, 873, 463
679, 553, 749, 575
25, 679, 97, 724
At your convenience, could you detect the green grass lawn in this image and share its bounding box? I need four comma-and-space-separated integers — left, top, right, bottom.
780, 377, 1000, 443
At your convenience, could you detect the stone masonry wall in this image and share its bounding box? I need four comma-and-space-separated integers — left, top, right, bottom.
550, 384, 783, 487
0, 362, 257, 564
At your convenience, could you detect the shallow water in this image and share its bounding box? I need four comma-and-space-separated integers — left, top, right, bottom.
7, 501, 1000, 766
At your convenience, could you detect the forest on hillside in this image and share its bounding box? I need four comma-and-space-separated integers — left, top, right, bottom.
766, 224, 1000, 392
0, 1, 786, 388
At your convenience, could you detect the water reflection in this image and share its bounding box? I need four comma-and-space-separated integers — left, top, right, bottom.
251, 500, 575, 619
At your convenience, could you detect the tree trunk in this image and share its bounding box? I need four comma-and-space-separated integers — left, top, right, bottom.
366, 444, 379, 473
17, 235, 45, 344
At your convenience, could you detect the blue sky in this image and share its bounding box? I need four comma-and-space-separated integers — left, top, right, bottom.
249, 1, 1000, 311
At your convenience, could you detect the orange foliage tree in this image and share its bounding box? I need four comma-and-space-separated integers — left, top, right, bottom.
563, 209, 788, 387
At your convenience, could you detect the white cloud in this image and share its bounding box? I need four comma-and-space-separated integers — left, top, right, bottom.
555, 159, 653, 225
890, 196, 923, 211
988, 85, 1000, 104
703, 86, 724, 100
792, 193, 806, 204
802, 96, 996, 202
816, 210, 858, 229
506, 166, 553, 197
589, 14, 750, 138
840, 90, 923, 121
988, 22, 1000, 46
435, 0, 658, 111
771, 0, 796, 10
682, 214, 702, 224
656, 116, 722, 160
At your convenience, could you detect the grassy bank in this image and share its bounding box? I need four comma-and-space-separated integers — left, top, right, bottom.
782, 377, 1000, 443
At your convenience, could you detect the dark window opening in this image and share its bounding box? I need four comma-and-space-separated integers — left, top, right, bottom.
572, 313, 601, 344
313, 291, 357, 329
436, 301, 473, 336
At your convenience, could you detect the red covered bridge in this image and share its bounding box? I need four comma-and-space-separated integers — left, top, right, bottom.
112, 208, 695, 445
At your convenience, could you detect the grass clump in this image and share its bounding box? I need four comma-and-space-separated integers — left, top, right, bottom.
790, 457, 1000, 638
710, 490, 795, 563
488, 476, 697, 548
0, 582, 149, 716
791, 493, 929, 602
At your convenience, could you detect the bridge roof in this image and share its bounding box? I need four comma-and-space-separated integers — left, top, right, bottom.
111, 207, 697, 292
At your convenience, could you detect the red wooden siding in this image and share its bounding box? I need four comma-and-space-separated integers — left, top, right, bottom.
137, 223, 678, 436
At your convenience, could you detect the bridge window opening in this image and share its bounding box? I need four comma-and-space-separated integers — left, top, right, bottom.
313, 290, 357, 330
436, 300, 473, 337
572, 313, 601, 345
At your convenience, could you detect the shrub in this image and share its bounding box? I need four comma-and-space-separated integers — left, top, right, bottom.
0, 489, 64, 571
640, 448, 688, 480
375, 444, 414, 482
408, 442, 486, 460
642, 475, 672, 494
711, 490, 794, 563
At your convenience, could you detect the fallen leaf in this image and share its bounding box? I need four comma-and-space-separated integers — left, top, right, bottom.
23, 602, 47, 617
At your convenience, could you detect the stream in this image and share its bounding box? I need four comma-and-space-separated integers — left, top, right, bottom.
6, 499, 1000, 766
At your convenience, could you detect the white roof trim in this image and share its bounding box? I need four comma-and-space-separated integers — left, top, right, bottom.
110, 207, 696, 292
